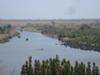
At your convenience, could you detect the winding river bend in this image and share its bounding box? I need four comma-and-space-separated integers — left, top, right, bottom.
0, 31, 100, 75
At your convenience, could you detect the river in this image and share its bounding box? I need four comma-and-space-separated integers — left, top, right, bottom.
0, 31, 100, 75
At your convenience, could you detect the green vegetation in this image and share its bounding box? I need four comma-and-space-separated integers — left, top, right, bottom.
21, 56, 99, 75
40, 24, 100, 51
22, 23, 100, 51
57, 25, 100, 51
0, 24, 18, 43
0, 24, 12, 34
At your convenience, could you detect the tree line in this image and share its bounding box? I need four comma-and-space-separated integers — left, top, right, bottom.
0, 24, 12, 34
21, 55, 99, 75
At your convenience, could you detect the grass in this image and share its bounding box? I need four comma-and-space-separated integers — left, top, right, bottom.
22, 24, 100, 51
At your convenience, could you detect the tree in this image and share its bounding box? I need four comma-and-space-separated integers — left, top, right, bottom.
21, 64, 27, 75
92, 62, 96, 75
95, 66, 99, 75
51, 21, 55, 25
74, 61, 79, 75
86, 62, 91, 75
7, 24, 11, 28
25, 60, 29, 75
78, 62, 85, 75
0, 27, 2, 33
34, 60, 41, 75
28, 56, 33, 75
70, 66, 74, 75
80, 24, 91, 30
21, 56, 100, 75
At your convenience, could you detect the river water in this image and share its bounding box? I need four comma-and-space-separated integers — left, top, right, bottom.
0, 31, 100, 75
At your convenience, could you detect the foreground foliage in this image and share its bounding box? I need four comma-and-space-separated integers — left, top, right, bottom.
21, 56, 99, 75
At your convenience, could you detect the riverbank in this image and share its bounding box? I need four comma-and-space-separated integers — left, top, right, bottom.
0, 25, 18, 43
0, 31, 18, 43
22, 23, 100, 51
42, 27, 100, 51
61, 37, 100, 51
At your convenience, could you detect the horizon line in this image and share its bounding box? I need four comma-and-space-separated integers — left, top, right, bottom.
0, 18, 100, 21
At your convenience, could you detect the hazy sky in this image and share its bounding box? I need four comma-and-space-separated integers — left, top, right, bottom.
0, 0, 100, 19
